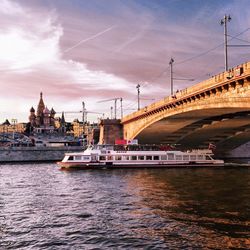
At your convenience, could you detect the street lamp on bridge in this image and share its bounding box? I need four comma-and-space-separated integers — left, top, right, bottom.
169, 58, 174, 96
136, 84, 141, 111
220, 14, 231, 71
169, 57, 194, 96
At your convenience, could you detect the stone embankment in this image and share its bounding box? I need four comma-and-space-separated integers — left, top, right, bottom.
0, 146, 83, 163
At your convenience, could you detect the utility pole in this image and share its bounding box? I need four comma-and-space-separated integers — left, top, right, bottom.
169, 58, 174, 95
220, 14, 231, 71
114, 99, 117, 119
120, 98, 123, 119
82, 101, 86, 124
136, 84, 140, 110
111, 106, 113, 119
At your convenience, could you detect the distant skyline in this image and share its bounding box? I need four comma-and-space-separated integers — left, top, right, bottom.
1, 0, 250, 123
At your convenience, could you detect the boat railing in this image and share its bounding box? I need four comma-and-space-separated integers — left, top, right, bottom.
90, 144, 179, 152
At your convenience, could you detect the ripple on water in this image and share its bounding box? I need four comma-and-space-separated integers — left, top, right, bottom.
0, 164, 249, 249
75, 213, 93, 219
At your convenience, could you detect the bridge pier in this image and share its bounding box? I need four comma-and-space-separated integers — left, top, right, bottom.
99, 119, 123, 144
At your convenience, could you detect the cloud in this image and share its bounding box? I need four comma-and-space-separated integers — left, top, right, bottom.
0, 0, 137, 122
0, 0, 24, 15
0, 0, 249, 122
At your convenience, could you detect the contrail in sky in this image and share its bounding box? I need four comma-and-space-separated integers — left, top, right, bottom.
114, 28, 147, 53
63, 25, 117, 54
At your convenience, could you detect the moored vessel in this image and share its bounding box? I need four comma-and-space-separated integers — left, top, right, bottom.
57, 144, 224, 170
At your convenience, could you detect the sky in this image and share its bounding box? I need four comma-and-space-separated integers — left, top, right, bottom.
0, 0, 250, 123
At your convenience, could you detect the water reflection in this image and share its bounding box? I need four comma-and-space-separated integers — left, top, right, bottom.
123, 168, 250, 248
0, 165, 249, 249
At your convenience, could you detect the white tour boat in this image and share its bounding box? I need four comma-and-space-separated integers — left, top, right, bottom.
57, 144, 224, 170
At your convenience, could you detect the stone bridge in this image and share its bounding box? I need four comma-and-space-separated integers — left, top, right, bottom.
122, 62, 250, 155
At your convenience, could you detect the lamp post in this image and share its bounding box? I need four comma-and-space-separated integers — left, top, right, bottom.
169, 57, 194, 96
120, 98, 123, 119
169, 58, 174, 96
136, 84, 141, 111
220, 14, 231, 71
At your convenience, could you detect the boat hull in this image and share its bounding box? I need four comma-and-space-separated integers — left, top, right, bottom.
57, 161, 224, 170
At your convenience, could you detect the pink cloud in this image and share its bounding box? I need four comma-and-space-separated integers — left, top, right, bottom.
0, 0, 249, 122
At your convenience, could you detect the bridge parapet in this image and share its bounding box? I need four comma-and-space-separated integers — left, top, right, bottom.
122, 61, 250, 124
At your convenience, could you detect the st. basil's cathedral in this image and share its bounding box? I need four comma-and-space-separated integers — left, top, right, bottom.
29, 92, 65, 133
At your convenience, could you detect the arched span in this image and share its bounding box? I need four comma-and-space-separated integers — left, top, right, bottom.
123, 98, 250, 143
122, 62, 250, 151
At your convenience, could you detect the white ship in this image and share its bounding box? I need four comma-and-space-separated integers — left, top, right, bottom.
57, 144, 224, 170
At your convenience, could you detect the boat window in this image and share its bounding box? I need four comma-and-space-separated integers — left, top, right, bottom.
131, 155, 137, 160
100, 155, 106, 161
115, 155, 122, 160
83, 156, 90, 160
176, 155, 182, 161
190, 155, 196, 161
197, 155, 204, 160
206, 155, 212, 160
153, 155, 159, 160
161, 155, 167, 160
107, 155, 113, 161
146, 155, 152, 160
167, 153, 174, 160
123, 155, 130, 161
138, 155, 144, 160
74, 156, 82, 161
68, 156, 74, 161
183, 155, 189, 161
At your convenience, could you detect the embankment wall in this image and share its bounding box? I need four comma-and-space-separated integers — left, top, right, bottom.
0, 146, 83, 162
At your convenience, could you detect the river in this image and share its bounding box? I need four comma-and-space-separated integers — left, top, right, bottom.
0, 164, 249, 249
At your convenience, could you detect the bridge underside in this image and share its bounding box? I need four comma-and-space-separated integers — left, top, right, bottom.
135, 108, 250, 154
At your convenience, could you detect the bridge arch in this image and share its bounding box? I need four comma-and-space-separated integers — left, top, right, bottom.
122, 62, 250, 151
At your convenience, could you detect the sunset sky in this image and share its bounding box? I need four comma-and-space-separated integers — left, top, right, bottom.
0, 0, 249, 123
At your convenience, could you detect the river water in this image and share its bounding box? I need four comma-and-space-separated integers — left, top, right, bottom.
0, 164, 249, 249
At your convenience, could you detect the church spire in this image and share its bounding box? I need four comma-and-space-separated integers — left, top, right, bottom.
61, 111, 65, 124
37, 92, 45, 116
